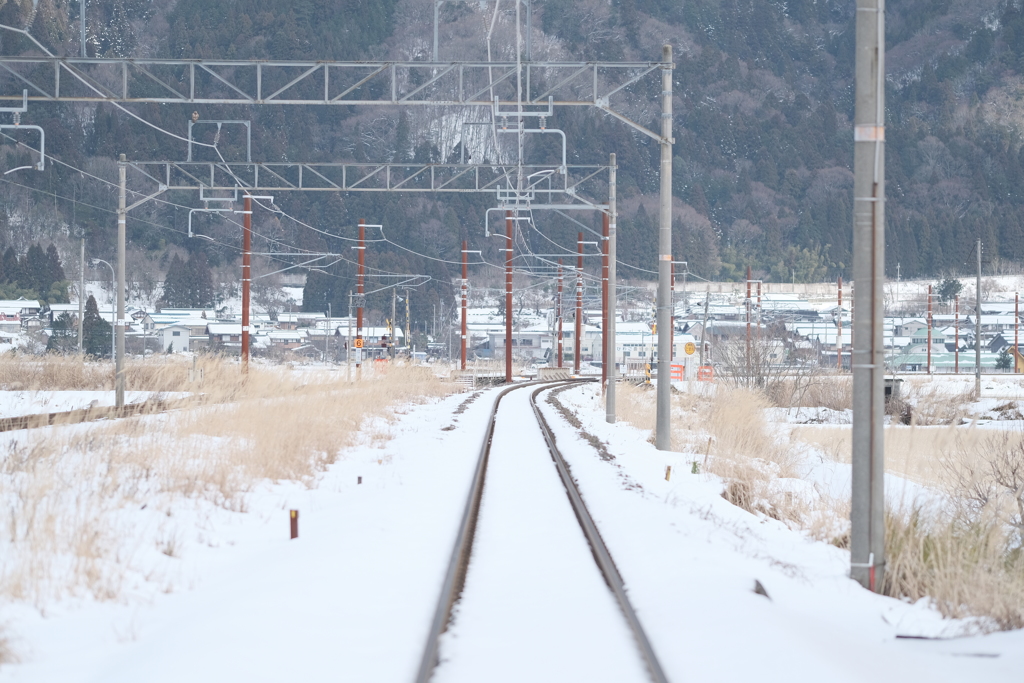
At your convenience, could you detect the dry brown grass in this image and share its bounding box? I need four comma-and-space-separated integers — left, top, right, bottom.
766, 373, 853, 411
905, 382, 977, 426
793, 418, 1024, 631
0, 631, 13, 666
0, 357, 453, 603
618, 378, 1024, 631
791, 424, 991, 489
884, 508, 1024, 630
617, 382, 803, 521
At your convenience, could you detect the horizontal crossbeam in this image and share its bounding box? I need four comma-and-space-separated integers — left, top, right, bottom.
127, 161, 610, 197
0, 57, 666, 108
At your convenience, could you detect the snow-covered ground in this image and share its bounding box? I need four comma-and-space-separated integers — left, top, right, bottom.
0, 381, 1022, 681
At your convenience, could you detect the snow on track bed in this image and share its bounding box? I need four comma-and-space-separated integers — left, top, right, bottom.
424, 382, 659, 683
539, 383, 1024, 683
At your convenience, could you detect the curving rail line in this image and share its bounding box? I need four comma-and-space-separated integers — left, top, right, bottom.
415, 380, 668, 683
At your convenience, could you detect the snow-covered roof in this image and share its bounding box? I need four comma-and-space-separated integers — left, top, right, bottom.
268, 330, 304, 341
0, 299, 40, 310
207, 323, 242, 335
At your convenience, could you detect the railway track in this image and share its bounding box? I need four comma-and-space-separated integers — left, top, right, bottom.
416, 380, 668, 683
0, 396, 192, 433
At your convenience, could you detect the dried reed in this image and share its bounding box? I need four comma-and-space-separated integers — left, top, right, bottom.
0, 357, 452, 604
618, 378, 1024, 631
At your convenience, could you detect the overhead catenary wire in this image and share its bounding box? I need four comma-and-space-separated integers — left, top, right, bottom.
0, 25, 585, 296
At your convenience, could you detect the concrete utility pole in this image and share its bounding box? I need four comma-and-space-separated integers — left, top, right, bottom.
80, 0, 86, 57
557, 260, 564, 368
433, 0, 440, 62
325, 303, 332, 364
461, 240, 468, 371
955, 294, 960, 374
699, 290, 710, 367
756, 279, 761, 343
115, 154, 126, 409
391, 289, 397, 359
655, 44, 674, 451
357, 218, 365, 376
241, 193, 252, 371
405, 289, 411, 358
976, 239, 982, 396
78, 238, 84, 352
670, 263, 675, 361
347, 291, 353, 382
505, 211, 514, 383
1016, 293, 1019, 373
851, 0, 886, 592
927, 284, 933, 375
602, 211, 609, 391
746, 266, 752, 383
575, 232, 583, 375
837, 275, 843, 370
606, 153, 617, 423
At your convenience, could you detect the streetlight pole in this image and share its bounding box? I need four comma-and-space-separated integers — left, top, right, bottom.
78, 238, 85, 352
116, 155, 126, 408
91, 258, 115, 361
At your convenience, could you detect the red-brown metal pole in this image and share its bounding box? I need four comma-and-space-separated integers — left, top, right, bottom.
1016, 292, 1019, 373
242, 194, 251, 372
357, 218, 365, 369
505, 211, 513, 383
955, 295, 960, 373
602, 212, 609, 391
837, 275, 843, 370
461, 240, 468, 371
927, 284, 933, 375
557, 259, 564, 368
575, 232, 583, 375
756, 279, 762, 343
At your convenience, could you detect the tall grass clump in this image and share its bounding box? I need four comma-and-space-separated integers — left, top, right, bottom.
617, 382, 802, 521
617, 376, 1024, 632
794, 418, 1024, 631
883, 508, 1024, 630
0, 358, 453, 603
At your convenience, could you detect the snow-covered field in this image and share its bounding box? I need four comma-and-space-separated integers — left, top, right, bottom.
0, 378, 1022, 682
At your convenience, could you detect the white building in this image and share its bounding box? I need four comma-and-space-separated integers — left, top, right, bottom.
161, 324, 190, 353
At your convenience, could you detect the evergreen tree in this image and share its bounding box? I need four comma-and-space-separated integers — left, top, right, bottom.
937, 276, 964, 303
83, 295, 112, 358
19, 244, 44, 292
184, 252, 215, 308
162, 254, 186, 307
45, 244, 65, 287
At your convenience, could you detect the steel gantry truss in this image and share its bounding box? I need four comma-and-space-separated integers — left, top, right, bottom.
0, 56, 664, 138
0, 25, 676, 447
127, 161, 610, 197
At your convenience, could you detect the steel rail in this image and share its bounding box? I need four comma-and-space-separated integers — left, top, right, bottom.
413, 379, 548, 682
530, 384, 669, 683
415, 379, 668, 683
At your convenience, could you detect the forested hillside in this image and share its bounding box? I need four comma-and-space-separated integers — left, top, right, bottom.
0, 0, 1021, 320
